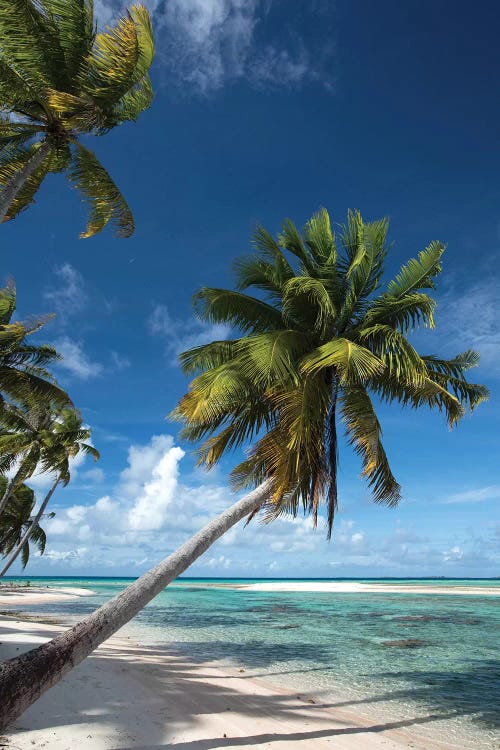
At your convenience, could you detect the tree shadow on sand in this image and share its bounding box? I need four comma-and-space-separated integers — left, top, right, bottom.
5, 636, 495, 750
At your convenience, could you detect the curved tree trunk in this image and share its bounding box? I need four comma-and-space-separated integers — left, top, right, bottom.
0, 465, 26, 519
0, 476, 60, 578
0, 480, 272, 729
0, 140, 51, 224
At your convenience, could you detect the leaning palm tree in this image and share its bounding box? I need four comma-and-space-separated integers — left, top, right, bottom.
0, 208, 487, 727
0, 282, 71, 515
0, 406, 99, 576
0, 1, 154, 237
0, 477, 53, 571
0, 401, 61, 518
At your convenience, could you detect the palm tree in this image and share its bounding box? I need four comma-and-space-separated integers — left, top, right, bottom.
0, 280, 70, 412
0, 281, 71, 516
0, 406, 99, 577
0, 208, 487, 728
0, 1, 154, 238
0, 477, 53, 571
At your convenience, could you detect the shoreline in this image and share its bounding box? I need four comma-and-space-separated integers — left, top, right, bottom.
1, 613, 466, 750
0, 585, 95, 607
224, 581, 500, 596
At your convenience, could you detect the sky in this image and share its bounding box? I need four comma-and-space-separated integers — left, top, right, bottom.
3, 0, 500, 578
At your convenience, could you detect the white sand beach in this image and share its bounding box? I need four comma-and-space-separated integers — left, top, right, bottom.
1, 610, 466, 750
0, 585, 94, 606
232, 581, 500, 596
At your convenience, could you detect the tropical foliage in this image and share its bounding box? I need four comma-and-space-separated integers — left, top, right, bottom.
0, 404, 99, 576
0, 0, 155, 237
0, 280, 70, 413
0, 477, 53, 569
174, 208, 489, 536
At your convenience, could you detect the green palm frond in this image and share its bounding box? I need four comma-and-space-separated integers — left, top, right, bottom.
252, 225, 295, 277
178, 340, 238, 375
175, 208, 487, 537
41, 0, 95, 85
387, 241, 444, 297
234, 330, 309, 387
282, 276, 336, 333
304, 207, 336, 264
0, 281, 17, 325
301, 338, 384, 383
194, 287, 283, 333
366, 292, 436, 331
278, 219, 313, 270
67, 140, 134, 237
0, 2, 154, 237
341, 386, 401, 506
1, 142, 53, 222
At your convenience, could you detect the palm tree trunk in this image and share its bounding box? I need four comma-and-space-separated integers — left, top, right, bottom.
0, 476, 59, 578
0, 140, 51, 224
0, 465, 25, 519
0, 480, 272, 729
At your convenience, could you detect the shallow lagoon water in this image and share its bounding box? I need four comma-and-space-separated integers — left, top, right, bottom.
6, 577, 500, 748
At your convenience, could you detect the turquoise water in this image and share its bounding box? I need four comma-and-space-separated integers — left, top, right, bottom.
4, 577, 500, 748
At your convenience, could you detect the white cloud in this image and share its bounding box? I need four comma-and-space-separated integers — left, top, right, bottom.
436, 279, 500, 373
44, 264, 87, 319
127, 444, 185, 531
148, 304, 229, 363
54, 337, 103, 380
94, 0, 335, 94
443, 485, 500, 504
110, 351, 131, 370
23, 435, 499, 577
82, 467, 106, 484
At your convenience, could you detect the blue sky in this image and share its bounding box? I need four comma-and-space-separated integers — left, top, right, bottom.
4, 0, 499, 578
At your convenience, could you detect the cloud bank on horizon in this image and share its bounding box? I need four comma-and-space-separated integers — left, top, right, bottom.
30, 433, 500, 578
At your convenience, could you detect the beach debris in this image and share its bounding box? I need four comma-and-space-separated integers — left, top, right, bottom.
382, 639, 430, 648
238, 668, 245, 672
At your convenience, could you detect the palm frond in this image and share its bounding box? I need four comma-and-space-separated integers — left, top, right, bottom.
41, 0, 95, 85
341, 386, 401, 506
194, 287, 283, 333
1, 142, 53, 222
178, 339, 237, 375
234, 330, 309, 387
67, 140, 134, 237
301, 338, 384, 383
282, 276, 336, 334
304, 207, 336, 265
387, 241, 444, 297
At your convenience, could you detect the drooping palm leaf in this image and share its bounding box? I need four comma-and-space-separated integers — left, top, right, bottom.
174, 208, 487, 537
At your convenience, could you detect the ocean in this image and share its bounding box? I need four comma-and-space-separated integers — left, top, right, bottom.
4, 576, 499, 748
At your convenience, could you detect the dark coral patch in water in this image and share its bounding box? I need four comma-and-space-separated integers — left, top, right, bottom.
382, 639, 431, 648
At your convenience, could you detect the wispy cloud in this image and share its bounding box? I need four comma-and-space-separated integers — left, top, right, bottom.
148, 304, 229, 364
54, 337, 104, 380
435, 279, 500, 374
94, 0, 335, 94
443, 485, 500, 504
44, 263, 87, 320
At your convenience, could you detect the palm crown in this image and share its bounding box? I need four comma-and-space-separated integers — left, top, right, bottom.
0, 0, 154, 237
0, 477, 51, 569
0, 280, 70, 412
0, 402, 99, 487
174, 209, 488, 537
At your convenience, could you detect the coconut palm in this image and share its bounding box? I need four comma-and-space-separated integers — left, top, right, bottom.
0, 406, 99, 577
0, 280, 70, 414
0, 477, 53, 570
0, 208, 487, 728
0, 1, 155, 237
